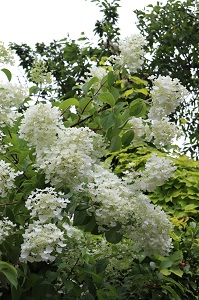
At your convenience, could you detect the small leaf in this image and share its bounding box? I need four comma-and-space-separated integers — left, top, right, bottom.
82, 77, 99, 94
130, 99, 146, 117
105, 225, 123, 243
98, 92, 115, 107
122, 130, 134, 147
59, 98, 79, 111
159, 259, 173, 269
1, 68, 12, 81
110, 136, 122, 152
0, 261, 18, 289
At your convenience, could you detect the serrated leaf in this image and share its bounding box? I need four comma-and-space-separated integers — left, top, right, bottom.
98, 92, 115, 107
1, 68, 12, 81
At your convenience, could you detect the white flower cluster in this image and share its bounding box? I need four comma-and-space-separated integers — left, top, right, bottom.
117, 34, 147, 73
87, 165, 135, 230
0, 81, 28, 127
128, 116, 182, 148
0, 160, 22, 197
0, 130, 12, 154
0, 217, 16, 244
148, 75, 189, 120
62, 222, 84, 242
87, 164, 173, 256
20, 222, 66, 263
0, 42, 14, 66
126, 153, 176, 192
19, 103, 106, 190
35, 127, 105, 190
25, 187, 69, 223
19, 102, 64, 148
128, 194, 173, 256
29, 59, 53, 85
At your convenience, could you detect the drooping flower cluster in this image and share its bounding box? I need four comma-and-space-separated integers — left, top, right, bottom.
127, 193, 173, 256
0, 81, 28, 126
19, 102, 106, 190
0, 42, 14, 66
117, 34, 147, 73
87, 164, 173, 256
25, 187, 69, 223
29, 59, 53, 85
20, 222, 66, 263
87, 164, 134, 229
148, 75, 189, 120
0, 160, 22, 197
0, 217, 16, 244
128, 116, 182, 148
125, 153, 176, 192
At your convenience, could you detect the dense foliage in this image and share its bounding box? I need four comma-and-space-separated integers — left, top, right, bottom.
135, 0, 199, 157
0, 1, 198, 299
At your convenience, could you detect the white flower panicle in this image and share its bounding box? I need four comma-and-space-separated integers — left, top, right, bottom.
62, 223, 84, 241
0, 81, 28, 126
0, 42, 14, 66
25, 187, 69, 223
87, 164, 135, 230
148, 75, 189, 120
19, 102, 64, 148
151, 118, 182, 148
128, 117, 152, 144
117, 34, 147, 73
128, 194, 173, 256
127, 116, 182, 148
35, 127, 106, 190
126, 153, 176, 192
0, 160, 22, 197
0, 217, 16, 244
0, 130, 12, 154
87, 164, 173, 255
86, 66, 107, 81
29, 59, 53, 85
20, 222, 66, 263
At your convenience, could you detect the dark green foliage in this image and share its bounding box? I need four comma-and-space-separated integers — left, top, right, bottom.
135, 0, 199, 158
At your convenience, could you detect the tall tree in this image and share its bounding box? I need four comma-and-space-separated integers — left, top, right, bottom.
135, 0, 199, 158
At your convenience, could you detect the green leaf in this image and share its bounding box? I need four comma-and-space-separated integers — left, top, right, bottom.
0, 261, 18, 289
82, 77, 99, 94
59, 98, 79, 111
122, 130, 134, 147
100, 111, 116, 130
107, 71, 115, 87
1, 68, 12, 81
130, 99, 146, 117
163, 285, 181, 300
105, 225, 123, 243
98, 92, 115, 107
110, 136, 122, 152
160, 269, 171, 276
159, 259, 173, 269
170, 267, 183, 277
96, 258, 109, 274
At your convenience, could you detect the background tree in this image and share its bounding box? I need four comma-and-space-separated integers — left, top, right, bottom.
135, 0, 199, 158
